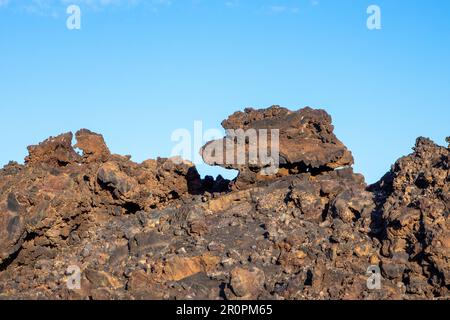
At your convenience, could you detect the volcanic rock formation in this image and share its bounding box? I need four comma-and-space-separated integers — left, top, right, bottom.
0, 106, 448, 300
201, 106, 354, 189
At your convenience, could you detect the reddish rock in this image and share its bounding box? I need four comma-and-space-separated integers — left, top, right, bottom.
75, 129, 111, 163
25, 132, 80, 166
229, 267, 265, 299
201, 106, 353, 189
0, 106, 447, 300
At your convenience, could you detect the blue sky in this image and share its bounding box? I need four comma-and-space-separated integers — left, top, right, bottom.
1, 0, 449, 183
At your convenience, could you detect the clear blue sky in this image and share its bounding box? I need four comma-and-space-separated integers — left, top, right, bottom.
1, 0, 449, 183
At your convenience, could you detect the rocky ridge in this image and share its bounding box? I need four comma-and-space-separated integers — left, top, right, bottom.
0, 106, 448, 300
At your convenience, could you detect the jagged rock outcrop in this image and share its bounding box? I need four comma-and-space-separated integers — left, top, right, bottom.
370, 137, 449, 298
0, 106, 448, 300
0, 129, 202, 267
201, 106, 354, 189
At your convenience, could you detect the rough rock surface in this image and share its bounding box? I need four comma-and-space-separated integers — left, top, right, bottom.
201, 106, 354, 189
369, 137, 449, 298
0, 106, 448, 300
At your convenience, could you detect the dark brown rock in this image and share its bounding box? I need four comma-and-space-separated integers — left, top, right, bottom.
0, 106, 448, 300
201, 106, 353, 189
25, 132, 80, 166
370, 137, 449, 297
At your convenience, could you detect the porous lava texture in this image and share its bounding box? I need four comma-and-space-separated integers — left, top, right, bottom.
0, 106, 448, 300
